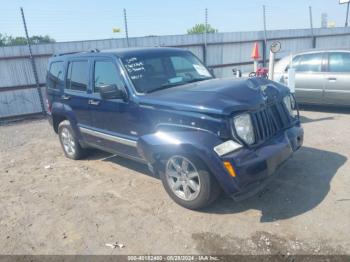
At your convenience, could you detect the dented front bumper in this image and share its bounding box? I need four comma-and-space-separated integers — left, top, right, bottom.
211, 125, 304, 200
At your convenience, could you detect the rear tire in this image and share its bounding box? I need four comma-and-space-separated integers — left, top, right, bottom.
58, 120, 86, 160
159, 154, 221, 210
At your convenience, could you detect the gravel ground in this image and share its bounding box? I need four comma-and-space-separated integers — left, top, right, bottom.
0, 109, 349, 255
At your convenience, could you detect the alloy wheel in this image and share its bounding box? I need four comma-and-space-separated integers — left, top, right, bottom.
61, 127, 76, 156
165, 155, 201, 201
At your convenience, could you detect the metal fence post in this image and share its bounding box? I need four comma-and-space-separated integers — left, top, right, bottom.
346, 2, 350, 27
309, 6, 316, 48
123, 8, 130, 47
261, 40, 266, 68
204, 8, 208, 66
262, 5, 268, 67
20, 7, 46, 115
202, 44, 207, 66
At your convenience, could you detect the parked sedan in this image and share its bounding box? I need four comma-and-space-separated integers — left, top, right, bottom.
274, 50, 350, 106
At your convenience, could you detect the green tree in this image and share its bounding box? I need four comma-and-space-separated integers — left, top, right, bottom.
8, 36, 27, 46
0, 33, 10, 46
187, 23, 218, 34
30, 35, 56, 44
0, 34, 55, 47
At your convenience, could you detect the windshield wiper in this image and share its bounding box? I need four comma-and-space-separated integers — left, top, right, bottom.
146, 82, 185, 93
146, 77, 212, 94
186, 77, 212, 83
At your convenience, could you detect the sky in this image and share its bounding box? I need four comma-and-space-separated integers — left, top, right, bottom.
0, 0, 348, 42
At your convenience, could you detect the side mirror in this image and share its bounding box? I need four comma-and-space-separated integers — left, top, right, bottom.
99, 84, 126, 100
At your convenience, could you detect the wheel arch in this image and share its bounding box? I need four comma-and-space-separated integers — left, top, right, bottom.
137, 129, 239, 194
52, 114, 67, 133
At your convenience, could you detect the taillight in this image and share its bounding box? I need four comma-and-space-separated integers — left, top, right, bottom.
46, 98, 51, 113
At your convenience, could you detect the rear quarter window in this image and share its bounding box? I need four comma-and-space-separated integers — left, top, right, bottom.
47, 61, 64, 89
328, 52, 350, 72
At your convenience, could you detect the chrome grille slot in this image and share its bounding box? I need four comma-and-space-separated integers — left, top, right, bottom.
252, 102, 291, 144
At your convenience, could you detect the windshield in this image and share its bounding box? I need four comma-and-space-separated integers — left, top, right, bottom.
121, 51, 213, 93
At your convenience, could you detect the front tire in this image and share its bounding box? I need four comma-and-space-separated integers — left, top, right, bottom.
58, 120, 86, 160
159, 155, 221, 210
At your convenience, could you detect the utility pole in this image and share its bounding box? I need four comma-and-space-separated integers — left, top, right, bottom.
346, 2, 350, 26
204, 8, 208, 65
20, 7, 45, 115
123, 8, 129, 47
262, 5, 267, 66
309, 6, 316, 48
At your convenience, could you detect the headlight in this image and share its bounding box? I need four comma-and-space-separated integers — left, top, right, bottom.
233, 113, 255, 145
283, 95, 296, 117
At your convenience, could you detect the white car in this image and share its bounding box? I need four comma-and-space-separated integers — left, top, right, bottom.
274, 50, 350, 106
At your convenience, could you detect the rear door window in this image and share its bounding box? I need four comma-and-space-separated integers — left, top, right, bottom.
328, 52, 350, 72
48, 61, 64, 89
66, 60, 89, 91
292, 53, 323, 72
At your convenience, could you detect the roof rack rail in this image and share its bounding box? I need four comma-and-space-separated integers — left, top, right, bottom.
53, 51, 82, 57
53, 49, 100, 57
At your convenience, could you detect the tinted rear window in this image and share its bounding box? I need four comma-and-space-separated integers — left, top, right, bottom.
329, 52, 350, 72
66, 61, 89, 91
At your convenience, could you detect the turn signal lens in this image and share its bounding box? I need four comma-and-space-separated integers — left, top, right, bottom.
223, 161, 236, 177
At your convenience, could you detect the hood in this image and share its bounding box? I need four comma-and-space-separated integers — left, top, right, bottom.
138, 77, 290, 116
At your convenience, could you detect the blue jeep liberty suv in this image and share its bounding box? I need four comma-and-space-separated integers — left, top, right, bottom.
46, 47, 303, 209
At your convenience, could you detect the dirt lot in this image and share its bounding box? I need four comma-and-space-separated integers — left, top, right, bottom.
0, 109, 349, 255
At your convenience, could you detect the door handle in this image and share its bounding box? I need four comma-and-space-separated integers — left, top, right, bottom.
61, 94, 71, 100
327, 77, 337, 81
88, 99, 100, 106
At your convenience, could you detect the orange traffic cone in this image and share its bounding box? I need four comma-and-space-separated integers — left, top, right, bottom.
251, 42, 260, 60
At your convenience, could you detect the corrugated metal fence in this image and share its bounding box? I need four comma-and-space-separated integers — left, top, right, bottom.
1, 27, 350, 119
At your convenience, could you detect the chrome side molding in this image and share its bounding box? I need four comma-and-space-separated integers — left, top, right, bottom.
79, 127, 137, 147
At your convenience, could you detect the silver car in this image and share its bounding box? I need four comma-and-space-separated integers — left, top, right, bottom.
274, 50, 350, 106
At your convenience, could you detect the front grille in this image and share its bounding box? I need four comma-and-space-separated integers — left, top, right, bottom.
251, 102, 292, 144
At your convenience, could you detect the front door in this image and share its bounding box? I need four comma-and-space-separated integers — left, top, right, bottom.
85, 57, 143, 160
292, 52, 326, 104
324, 52, 350, 106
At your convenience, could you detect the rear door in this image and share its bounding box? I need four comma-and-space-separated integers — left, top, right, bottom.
63, 58, 94, 132
292, 52, 326, 104
324, 52, 350, 106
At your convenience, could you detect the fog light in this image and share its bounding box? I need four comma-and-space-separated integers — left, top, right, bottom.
214, 140, 242, 156
223, 161, 236, 177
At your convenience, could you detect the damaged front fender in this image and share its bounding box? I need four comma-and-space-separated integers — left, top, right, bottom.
137, 129, 239, 194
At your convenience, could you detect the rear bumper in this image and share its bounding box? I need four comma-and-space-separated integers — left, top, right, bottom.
212, 125, 304, 200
